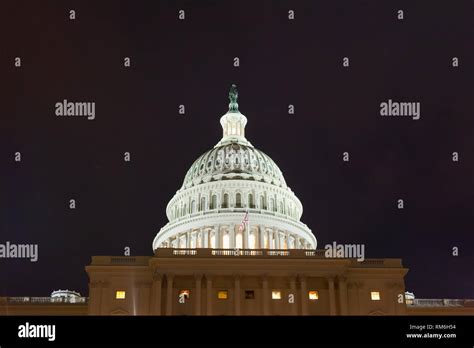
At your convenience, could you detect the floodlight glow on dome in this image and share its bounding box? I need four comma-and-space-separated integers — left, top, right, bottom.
152, 85, 316, 252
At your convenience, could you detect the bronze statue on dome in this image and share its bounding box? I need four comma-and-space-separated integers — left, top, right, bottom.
228, 84, 239, 112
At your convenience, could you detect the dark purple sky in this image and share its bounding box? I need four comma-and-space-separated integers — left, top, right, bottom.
1, 0, 473, 299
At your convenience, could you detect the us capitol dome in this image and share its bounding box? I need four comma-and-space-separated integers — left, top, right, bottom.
152, 85, 316, 252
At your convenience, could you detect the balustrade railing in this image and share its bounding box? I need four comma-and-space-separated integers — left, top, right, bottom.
6, 297, 87, 304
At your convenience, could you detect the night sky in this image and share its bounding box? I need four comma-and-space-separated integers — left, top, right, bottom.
1, 1, 473, 300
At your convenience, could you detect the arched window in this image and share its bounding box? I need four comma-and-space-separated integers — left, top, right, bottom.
248, 193, 255, 209
210, 195, 217, 209
191, 200, 196, 214
260, 196, 266, 210
222, 193, 229, 208
270, 198, 275, 212
200, 197, 206, 211
280, 202, 284, 214
236, 193, 242, 208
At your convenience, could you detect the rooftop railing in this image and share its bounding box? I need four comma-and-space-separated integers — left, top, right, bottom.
4, 297, 87, 304
407, 299, 474, 307
152, 248, 402, 267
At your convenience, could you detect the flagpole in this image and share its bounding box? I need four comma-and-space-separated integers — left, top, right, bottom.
247, 209, 250, 249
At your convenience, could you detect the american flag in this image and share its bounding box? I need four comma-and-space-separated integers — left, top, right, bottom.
239, 211, 249, 232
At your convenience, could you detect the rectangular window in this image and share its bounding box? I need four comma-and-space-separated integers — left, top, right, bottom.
371, 291, 381, 301
271, 290, 281, 300
179, 290, 190, 300
245, 290, 255, 299
308, 290, 319, 300
115, 290, 126, 300
217, 290, 228, 300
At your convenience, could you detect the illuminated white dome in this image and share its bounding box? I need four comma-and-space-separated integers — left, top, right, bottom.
152, 85, 316, 252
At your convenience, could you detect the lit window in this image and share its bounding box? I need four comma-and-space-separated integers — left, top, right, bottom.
308, 290, 319, 300
217, 291, 228, 300
179, 290, 190, 300
245, 290, 255, 299
371, 291, 381, 301
115, 290, 126, 300
272, 290, 281, 300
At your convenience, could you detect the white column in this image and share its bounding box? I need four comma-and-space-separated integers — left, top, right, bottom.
216, 225, 221, 248
275, 229, 281, 249
204, 229, 209, 248
186, 231, 191, 248
230, 224, 235, 249
243, 225, 248, 249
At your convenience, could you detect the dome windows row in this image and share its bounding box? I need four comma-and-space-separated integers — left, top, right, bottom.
169, 190, 300, 221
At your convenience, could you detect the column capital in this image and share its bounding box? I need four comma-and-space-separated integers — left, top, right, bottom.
347, 281, 364, 290
194, 273, 203, 281
153, 271, 163, 281
166, 273, 174, 282
387, 281, 403, 290
337, 275, 348, 283
297, 274, 307, 282
89, 281, 103, 288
